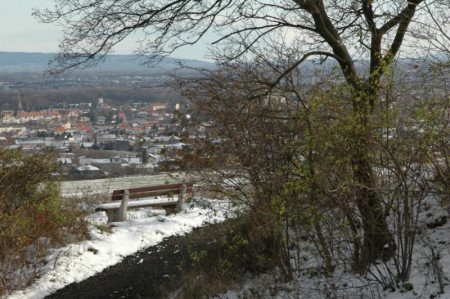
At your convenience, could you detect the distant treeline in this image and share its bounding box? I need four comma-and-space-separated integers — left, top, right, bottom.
0, 87, 183, 111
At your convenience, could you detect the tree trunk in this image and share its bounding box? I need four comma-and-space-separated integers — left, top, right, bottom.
353, 153, 396, 269
352, 95, 396, 270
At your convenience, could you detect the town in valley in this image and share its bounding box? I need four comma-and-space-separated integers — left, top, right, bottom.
0, 55, 197, 179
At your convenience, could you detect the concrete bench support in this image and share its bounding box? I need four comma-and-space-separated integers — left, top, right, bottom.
118, 189, 129, 222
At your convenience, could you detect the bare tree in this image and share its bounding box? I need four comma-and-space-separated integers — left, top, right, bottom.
36, 0, 450, 268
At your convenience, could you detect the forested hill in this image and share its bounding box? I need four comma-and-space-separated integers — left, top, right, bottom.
0, 51, 212, 73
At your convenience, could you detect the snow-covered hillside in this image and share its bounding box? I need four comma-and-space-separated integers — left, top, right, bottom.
8, 198, 230, 299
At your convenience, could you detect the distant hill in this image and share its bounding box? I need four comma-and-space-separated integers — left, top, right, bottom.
0, 51, 431, 79
0, 52, 213, 73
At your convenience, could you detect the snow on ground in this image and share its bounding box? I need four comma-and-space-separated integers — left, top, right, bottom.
8, 188, 450, 299
215, 195, 450, 299
8, 197, 230, 299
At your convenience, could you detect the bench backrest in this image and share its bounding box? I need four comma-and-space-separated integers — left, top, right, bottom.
111, 183, 193, 201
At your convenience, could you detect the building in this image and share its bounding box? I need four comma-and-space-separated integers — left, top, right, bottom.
151, 103, 168, 111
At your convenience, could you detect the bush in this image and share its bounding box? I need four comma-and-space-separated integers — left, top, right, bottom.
0, 149, 86, 296
175, 216, 282, 298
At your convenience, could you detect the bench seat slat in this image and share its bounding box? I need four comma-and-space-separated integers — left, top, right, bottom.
111, 183, 193, 200
96, 197, 179, 211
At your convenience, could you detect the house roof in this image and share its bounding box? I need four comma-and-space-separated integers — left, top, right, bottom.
54, 126, 66, 133
76, 165, 100, 171
118, 122, 130, 130
77, 124, 92, 132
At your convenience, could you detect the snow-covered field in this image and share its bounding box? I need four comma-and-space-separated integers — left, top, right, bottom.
60, 173, 186, 197
8, 198, 230, 299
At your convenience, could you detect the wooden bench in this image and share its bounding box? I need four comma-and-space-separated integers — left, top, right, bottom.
96, 183, 193, 223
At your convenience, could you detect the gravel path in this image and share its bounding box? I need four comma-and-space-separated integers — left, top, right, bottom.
45, 222, 226, 299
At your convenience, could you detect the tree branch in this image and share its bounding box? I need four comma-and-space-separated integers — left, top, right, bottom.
383, 0, 423, 64
302, 0, 359, 88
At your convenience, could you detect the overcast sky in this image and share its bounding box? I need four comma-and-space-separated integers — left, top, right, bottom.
0, 0, 210, 60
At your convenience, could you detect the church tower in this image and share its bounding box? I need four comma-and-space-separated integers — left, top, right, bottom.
16, 90, 24, 113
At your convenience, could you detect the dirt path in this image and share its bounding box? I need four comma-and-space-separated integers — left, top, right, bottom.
45, 222, 227, 299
